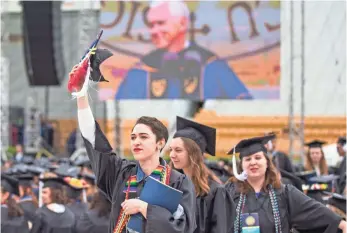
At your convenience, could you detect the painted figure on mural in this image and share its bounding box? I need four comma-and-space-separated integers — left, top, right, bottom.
100, 1, 253, 100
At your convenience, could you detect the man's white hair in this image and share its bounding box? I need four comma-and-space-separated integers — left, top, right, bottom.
150, 1, 190, 18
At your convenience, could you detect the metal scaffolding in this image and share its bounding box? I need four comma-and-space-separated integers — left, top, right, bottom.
0, 1, 10, 160
74, 1, 98, 156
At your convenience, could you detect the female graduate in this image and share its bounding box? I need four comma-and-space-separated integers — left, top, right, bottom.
17, 173, 38, 229
70, 59, 196, 233
226, 135, 347, 233
30, 175, 76, 233
1, 173, 30, 233
304, 140, 329, 176
169, 116, 233, 233
63, 177, 89, 220
75, 191, 111, 233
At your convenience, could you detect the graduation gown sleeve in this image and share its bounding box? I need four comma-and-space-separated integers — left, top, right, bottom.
208, 185, 233, 233
145, 173, 196, 233
195, 182, 233, 233
83, 121, 135, 200
285, 184, 342, 232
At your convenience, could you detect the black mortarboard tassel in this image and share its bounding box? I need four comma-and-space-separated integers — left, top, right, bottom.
305, 140, 326, 148
173, 116, 216, 156
1, 173, 20, 196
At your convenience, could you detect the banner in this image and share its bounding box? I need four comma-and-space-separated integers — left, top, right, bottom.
99, 1, 280, 100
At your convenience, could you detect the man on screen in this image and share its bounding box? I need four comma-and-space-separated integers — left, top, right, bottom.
102, 1, 252, 100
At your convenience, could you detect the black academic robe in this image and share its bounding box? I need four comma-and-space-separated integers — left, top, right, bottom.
30, 205, 76, 233
271, 151, 295, 173
18, 198, 37, 227
337, 156, 346, 194
67, 202, 88, 220
75, 209, 109, 233
83, 121, 196, 233
1, 206, 30, 233
194, 179, 233, 233
226, 183, 342, 233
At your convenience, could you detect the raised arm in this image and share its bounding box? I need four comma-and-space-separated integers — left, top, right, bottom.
70, 55, 133, 200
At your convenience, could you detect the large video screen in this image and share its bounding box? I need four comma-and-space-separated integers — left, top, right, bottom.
98, 1, 280, 100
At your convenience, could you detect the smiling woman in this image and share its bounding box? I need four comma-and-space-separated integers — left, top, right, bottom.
225, 135, 347, 233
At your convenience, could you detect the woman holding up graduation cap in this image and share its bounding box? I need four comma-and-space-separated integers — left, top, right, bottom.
71, 55, 196, 233
226, 135, 347, 233
304, 140, 329, 176
169, 116, 233, 233
1, 173, 30, 233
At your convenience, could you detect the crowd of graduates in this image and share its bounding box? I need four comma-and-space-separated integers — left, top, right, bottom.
1, 110, 345, 233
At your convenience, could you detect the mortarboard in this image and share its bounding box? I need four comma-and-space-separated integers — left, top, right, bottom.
63, 177, 86, 200
1, 173, 20, 196
305, 140, 326, 148
79, 172, 96, 185
27, 165, 46, 176
39, 177, 65, 189
22, 155, 35, 165
73, 156, 91, 168
227, 135, 275, 159
337, 136, 346, 145
17, 173, 34, 186
326, 192, 346, 213
90, 49, 113, 82
54, 164, 81, 178
295, 170, 317, 183
227, 135, 275, 181
173, 116, 216, 156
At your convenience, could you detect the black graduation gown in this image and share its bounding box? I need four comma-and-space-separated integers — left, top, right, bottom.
337, 156, 346, 194
67, 202, 89, 220
30, 205, 76, 233
18, 198, 37, 227
194, 179, 233, 233
75, 209, 109, 233
271, 151, 295, 173
226, 183, 342, 233
82, 121, 196, 233
1, 206, 30, 233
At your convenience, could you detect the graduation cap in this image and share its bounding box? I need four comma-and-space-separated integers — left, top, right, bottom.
337, 136, 346, 145
89, 48, 113, 82
295, 170, 317, 183
1, 173, 20, 196
27, 165, 46, 176
305, 140, 326, 148
227, 135, 275, 181
39, 177, 65, 189
79, 172, 96, 185
17, 173, 34, 186
73, 156, 91, 168
173, 116, 216, 156
63, 177, 87, 200
58, 157, 71, 165
326, 192, 346, 213
22, 155, 35, 165
54, 164, 81, 178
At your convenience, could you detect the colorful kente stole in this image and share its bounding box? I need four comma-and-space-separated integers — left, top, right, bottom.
113, 164, 171, 233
